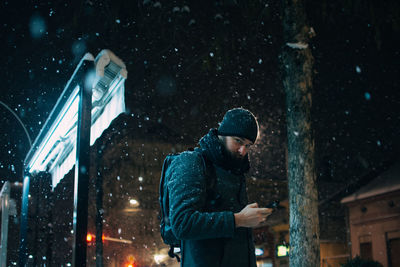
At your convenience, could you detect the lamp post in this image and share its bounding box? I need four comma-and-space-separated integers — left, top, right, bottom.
21, 50, 127, 266
71, 58, 93, 266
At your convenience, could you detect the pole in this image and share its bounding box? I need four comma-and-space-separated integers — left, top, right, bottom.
0, 181, 10, 267
18, 175, 30, 266
72, 61, 93, 267
95, 169, 103, 267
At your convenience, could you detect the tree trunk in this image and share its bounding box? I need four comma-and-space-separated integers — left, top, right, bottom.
281, 0, 320, 266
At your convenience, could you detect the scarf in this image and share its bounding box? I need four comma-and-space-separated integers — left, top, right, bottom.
198, 128, 250, 175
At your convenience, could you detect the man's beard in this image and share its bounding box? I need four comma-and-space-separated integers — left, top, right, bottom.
220, 139, 247, 167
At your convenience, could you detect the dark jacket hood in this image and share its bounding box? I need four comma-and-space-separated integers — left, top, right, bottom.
198, 128, 250, 175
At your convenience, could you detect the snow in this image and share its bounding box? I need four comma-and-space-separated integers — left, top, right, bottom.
286, 42, 308, 49
215, 14, 223, 20
29, 14, 46, 39
182, 6, 190, 12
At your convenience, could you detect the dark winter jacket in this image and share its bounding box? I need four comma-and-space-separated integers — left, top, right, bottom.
167, 129, 256, 267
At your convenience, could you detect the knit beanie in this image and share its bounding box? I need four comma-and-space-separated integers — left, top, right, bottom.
218, 108, 259, 143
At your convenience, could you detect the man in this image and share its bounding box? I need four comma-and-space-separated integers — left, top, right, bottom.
168, 107, 272, 267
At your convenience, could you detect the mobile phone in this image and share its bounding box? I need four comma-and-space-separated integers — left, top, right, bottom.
265, 200, 280, 210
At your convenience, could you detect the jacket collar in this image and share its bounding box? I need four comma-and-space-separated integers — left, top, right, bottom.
198, 128, 250, 175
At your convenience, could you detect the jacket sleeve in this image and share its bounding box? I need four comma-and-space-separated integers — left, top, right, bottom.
168, 151, 235, 240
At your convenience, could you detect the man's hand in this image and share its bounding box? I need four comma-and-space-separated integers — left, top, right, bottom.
234, 203, 272, 228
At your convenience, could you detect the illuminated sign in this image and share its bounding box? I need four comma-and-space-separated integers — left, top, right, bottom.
24, 50, 127, 188
276, 244, 290, 257
255, 248, 264, 256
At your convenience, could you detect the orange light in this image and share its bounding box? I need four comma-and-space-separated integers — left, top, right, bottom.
128, 255, 135, 262
86, 233, 94, 242
125, 255, 135, 267
102, 234, 105, 241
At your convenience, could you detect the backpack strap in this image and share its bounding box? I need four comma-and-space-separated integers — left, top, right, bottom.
200, 152, 216, 189
168, 246, 181, 262
196, 149, 220, 206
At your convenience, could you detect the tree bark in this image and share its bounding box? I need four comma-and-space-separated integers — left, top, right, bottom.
281, 0, 320, 266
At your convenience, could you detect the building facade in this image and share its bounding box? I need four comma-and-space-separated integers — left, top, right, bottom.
342, 161, 400, 267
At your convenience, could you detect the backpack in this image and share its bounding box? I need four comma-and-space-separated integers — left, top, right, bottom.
158, 150, 216, 262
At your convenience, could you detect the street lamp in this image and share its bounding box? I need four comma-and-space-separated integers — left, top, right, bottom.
25, 50, 127, 187
129, 199, 139, 207
154, 253, 168, 264
20, 50, 127, 267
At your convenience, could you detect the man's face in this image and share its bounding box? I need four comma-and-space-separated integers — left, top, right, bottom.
222, 136, 254, 159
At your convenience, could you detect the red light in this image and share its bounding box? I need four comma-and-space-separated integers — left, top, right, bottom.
86, 233, 94, 242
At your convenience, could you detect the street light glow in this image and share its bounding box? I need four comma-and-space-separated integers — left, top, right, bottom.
129, 199, 139, 207
255, 247, 264, 256
27, 85, 80, 175
154, 254, 167, 264
86, 233, 94, 242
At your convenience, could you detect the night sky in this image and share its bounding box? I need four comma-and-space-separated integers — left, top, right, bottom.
1, 0, 399, 188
